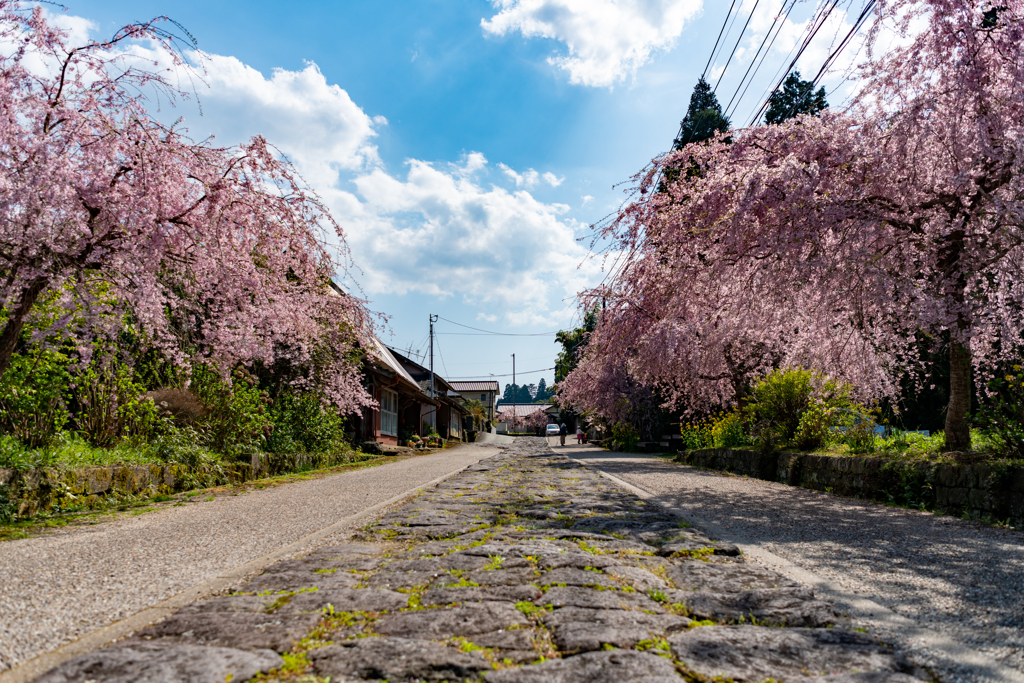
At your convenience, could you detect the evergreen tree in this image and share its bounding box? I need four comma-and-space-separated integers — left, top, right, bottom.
764, 71, 828, 125
517, 384, 535, 404
536, 377, 549, 402
555, 309, 599, 382
674, 78, 731, 149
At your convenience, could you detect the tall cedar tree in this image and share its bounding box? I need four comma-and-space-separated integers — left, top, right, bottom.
661, 78, 731, 188
674, 77, 730, 148
764, 71, 828, 124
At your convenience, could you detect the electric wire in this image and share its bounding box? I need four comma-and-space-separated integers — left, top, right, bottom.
769, 0, 874, 125
448, 367, 555, 380
714, 0, 762, 93
702, 0, 738, 80
745, 0, 833, 125
436, 316, 558, 336
725, 0, 797, 119
748, 0, 841, 125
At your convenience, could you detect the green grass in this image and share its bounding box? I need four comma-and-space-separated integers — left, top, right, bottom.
0, 433, 167, 470
808, 428, 1015, 463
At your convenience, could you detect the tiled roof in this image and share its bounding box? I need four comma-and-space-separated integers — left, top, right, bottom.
450, 381, 500, 392
497, 404, 555, 417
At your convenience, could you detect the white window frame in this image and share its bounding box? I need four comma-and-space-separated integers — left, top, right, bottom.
380, 389, 398, 437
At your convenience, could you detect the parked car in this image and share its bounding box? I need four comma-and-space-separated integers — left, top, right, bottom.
545, 423, 560, 436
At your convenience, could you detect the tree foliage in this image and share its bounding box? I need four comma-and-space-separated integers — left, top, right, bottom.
562, 0, 1024, 452
764, 70, 828, 124
0, 2, 373, 413
674, 77, 730, 148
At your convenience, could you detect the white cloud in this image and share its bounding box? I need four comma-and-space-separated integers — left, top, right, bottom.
581, 195, 594, 205
542, 172, 564, 187
191, 55, 382, 187
345, 154, 598, 319
482, 0, 703, 87
498, 164, 562, 188
477, 313, 499, 322
32, 11, 597, 324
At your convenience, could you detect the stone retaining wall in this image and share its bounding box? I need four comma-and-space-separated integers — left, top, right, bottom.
0, 450, 363, 519
675, 448, 1024, 525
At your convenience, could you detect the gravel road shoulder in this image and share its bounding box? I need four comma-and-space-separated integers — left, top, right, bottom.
0, 444, 498, 675
569, 446, 1024, 683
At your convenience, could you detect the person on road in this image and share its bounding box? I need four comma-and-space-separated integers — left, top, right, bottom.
576, 426, 583, 444
559, 423, 567, 446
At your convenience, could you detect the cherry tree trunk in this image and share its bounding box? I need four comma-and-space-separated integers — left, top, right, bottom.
0, 277, 49, 379
944, 341, 972, 452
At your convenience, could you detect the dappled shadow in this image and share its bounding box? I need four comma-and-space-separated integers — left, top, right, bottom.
572, 450, 1024, 660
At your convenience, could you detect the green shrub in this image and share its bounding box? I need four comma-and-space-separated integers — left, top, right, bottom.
190, 366, 271, 457
745, 368, 862, 451
680, 416, 714, 450
151, 426, 227, 488
0, 348, 72, 447
73, 355, 158, 447
711, 411, 749, 448
745, 368, 816, 447
844, 420, 877, 453
974, 367, 1024, 458
612, 422, 640, 451
266, 392, 347, 454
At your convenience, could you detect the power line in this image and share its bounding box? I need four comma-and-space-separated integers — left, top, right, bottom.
748, 0, 841, 125
702, 0, 738, 81
714, 0, 762, 93
437, 316, 559, 336
724, 0, 796, 118
448, 367, 555, 380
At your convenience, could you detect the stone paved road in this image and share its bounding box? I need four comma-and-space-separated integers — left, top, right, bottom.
34, 438, 932, 682
0, 445, 498, 676
568, 445, 1024, 683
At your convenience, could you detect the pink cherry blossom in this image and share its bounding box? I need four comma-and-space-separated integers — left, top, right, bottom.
0, 2, 374, 413
561, 0, 1024, 451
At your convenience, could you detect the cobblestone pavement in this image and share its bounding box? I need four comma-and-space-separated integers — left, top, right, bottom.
569, 447, 1024, 683
1, 445, 497, 676
34, 438, 933, 682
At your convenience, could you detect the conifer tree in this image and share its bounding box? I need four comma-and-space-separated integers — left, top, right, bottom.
674, 77, 730, 149
764, 71, 828, 124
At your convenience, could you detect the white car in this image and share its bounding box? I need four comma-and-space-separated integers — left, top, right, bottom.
545, 424, 560, 436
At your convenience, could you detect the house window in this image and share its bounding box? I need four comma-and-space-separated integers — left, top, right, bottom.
481, 394, 487, 401
380, 389, 398, 437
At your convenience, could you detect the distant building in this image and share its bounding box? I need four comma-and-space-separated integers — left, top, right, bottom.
495, 403, 558, 434
388, 348, 468, 443
449, 381, 499, 422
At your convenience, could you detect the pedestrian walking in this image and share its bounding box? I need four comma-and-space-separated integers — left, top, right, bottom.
559, 423, 567, 446
576, 426, 583, 444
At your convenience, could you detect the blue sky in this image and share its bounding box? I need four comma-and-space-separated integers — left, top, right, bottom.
55, 0, 871, 390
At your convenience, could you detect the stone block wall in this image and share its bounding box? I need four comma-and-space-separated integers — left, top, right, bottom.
0, 450, 361, 520
675, 448, 1024, 525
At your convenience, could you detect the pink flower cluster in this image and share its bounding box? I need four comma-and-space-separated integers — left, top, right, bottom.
561, 0, 1024, 449
0, 3, 375, 413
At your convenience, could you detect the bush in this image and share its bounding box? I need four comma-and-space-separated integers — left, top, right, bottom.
190, 365, 271, 457
975, 367, 1024, 458
0, 348, 72, 447
144, 388, 209, 426
745, 368, 816, 447
711, 411, 749, 448
73, 355, 158, 447
151, 426, 227, 488
266, 392, 347, 454
680, 416, 714, 450
745, 368, 861, 451
612, 422, 639, 452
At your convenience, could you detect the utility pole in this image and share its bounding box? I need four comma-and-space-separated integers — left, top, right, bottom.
512, 353, 516, 430
429, 314, 437, 431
